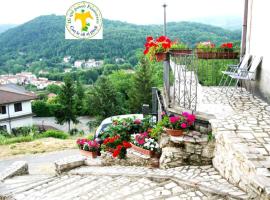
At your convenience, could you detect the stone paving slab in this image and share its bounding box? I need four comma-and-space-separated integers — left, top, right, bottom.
196, 87, 270, 199
69, 165, 250, 199
0, 161, 28, 182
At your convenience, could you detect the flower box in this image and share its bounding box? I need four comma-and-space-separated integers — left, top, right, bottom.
79, 150, 98, 158
170, 49, 192, 55
131, 143, 155, 157
215, 52, 239, 59
165, 128, 184, 137
196, 51, 217, 59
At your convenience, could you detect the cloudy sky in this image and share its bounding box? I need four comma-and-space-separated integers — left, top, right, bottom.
0, 0, 244, 25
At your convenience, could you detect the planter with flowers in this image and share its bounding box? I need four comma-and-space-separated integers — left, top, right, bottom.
143, 36, 172, 62
216, 42, 239, 59
131, 131, 160, 157
196, 41, 217, 59
76, 138, 100, 158
169, 41, 192, 55
161, 112, 196, 137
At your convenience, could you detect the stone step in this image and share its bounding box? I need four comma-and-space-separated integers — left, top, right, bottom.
85, 176, 137, 200
46, 176, 113, 200
95, 177, 160, 200
0, 175, 56, 197
14, 175, 86, 200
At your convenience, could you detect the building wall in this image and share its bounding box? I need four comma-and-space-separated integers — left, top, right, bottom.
0, 101, 32, 120
0, 116, 33, 133
246, 0, 270, 101
0, 101, 33, 133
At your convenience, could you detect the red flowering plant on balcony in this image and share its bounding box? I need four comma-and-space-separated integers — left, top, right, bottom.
219, 42, 235, 52
143, 36, 172, 61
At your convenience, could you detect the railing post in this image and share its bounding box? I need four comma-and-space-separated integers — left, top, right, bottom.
163, 53, 171, 107
152, 87, 158, 115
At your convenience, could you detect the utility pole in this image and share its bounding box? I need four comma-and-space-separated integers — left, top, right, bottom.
162, 3, 167, 36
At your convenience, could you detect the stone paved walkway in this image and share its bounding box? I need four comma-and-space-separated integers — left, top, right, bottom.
0, 165, 249, 200
197, 87, 270, 198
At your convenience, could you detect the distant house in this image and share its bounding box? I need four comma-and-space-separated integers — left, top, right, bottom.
63, 56, 71, 63
0, 84, 37, 133
242, 0, 269, 100
74, 60, 85, 68
84, 59, 104, 68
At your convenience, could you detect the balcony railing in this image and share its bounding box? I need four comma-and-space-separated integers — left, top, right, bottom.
163, 50, 239, 111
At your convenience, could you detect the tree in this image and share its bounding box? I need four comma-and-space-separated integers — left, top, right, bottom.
75, 81, 85, 116
47, 84, 61, 95
128, 57, 154, 113
55, 74, 78, 133
86, 76, 123, 118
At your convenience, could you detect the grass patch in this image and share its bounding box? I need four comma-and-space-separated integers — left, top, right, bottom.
0, 129, 69, 146
38, 130, 69, 139
0, 135, 34, 145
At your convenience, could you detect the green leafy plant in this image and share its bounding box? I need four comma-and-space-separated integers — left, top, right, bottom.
170, 42, 189, 50
40, 130, 68, 139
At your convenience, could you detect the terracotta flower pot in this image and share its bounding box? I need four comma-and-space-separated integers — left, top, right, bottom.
79, 150, 98, 158
165, 128, 184, 137
155, 53, 166, 62
131, 143, 155, 157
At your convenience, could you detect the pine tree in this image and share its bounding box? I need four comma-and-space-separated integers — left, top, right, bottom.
88, 76, 123, 118
128, 57, 154, 113
75, 81, 85, 116
55, 74, 78, 133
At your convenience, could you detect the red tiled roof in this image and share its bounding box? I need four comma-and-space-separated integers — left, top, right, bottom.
0, 90, 37, 104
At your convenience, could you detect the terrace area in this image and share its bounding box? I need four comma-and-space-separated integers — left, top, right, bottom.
159, 52, 270, 199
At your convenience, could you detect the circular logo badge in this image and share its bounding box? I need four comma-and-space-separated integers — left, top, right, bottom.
66, 1, 102, 39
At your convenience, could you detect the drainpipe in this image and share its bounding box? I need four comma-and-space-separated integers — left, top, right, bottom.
241, 0, 249, 58
7, 104, 12, 133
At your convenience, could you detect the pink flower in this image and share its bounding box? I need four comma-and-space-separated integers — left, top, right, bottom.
181, 123, 187, 129
187, 114, 196, 123
182, 112, 189, 117
161, 111, 166, 116
169, 116, 180, 123
134, 119, 141, 125
135, 134, 145, 145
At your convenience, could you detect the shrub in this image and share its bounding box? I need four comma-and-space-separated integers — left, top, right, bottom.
40, 130, 68, 139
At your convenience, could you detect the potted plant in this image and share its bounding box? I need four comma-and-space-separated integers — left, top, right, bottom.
131, 132, 159, 157
170, 41, 192, 55
196, 41, 217, 59
144, 36, 172, 62
161, 112, 196, 137
77, 139, 100, 158
216, 42, 239, 59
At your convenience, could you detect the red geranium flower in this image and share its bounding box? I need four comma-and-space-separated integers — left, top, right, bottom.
113, 149, 120, 157
123, 141, 131, 148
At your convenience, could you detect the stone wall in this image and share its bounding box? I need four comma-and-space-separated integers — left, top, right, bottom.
159, 132, 215, 169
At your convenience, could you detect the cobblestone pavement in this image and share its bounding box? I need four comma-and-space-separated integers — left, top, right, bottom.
197, 87, 270, 198
0, 165, 249, 200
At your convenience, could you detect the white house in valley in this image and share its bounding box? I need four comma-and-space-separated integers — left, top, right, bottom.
0, 84, 37, 133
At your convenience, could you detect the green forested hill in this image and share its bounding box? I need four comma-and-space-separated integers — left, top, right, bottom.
0, 15, 241, 74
